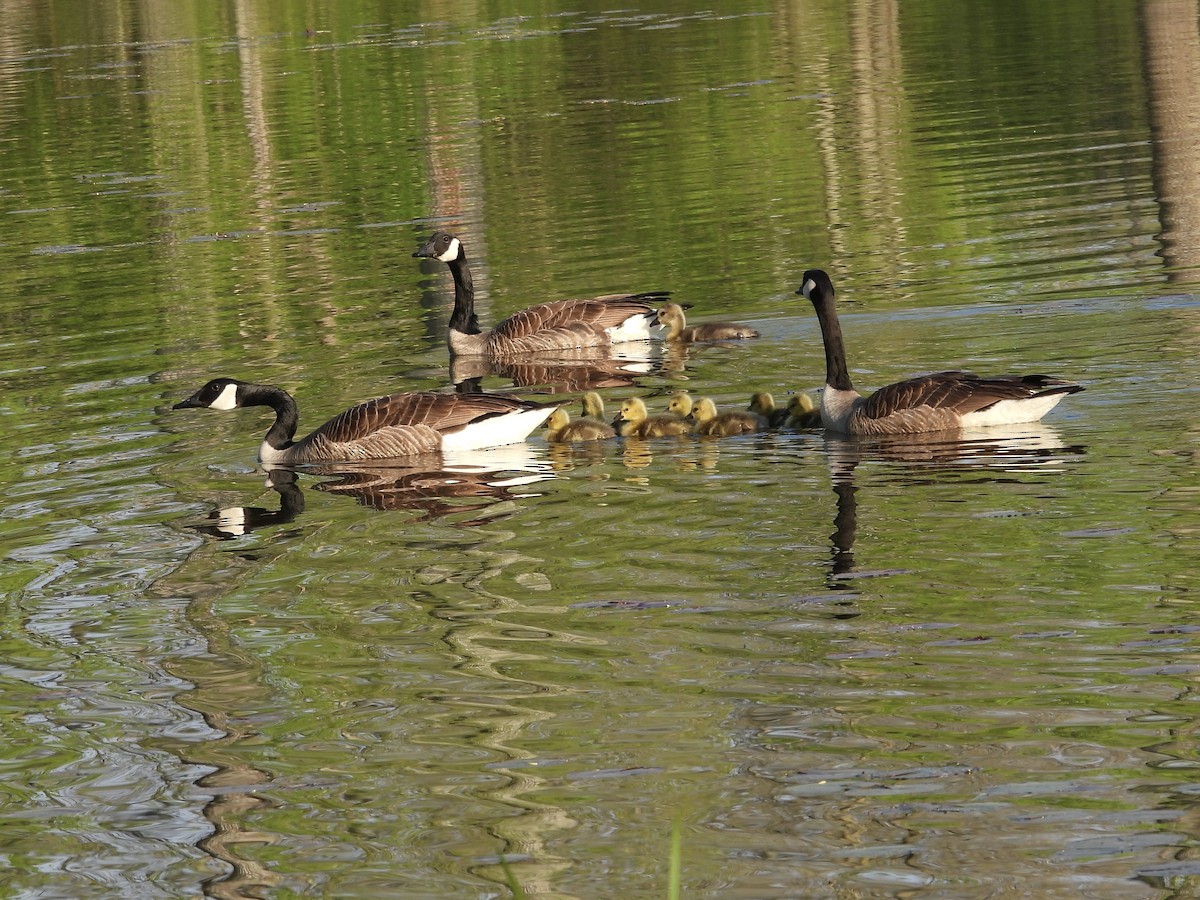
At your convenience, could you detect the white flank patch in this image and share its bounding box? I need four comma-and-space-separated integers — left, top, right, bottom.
605, 312, 656, 343
210, 382, 240, 410
801, 277, 817, 298
959, 394, 1068, 428
436, 237, 461, 263
440, 406, 557, 452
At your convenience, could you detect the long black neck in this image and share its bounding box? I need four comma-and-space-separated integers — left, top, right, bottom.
810, 290, 855, 392
446, 250, 481, 335
242, 384, 300, 450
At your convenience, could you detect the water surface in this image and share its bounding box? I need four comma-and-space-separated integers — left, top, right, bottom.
1, 1, 1198, 897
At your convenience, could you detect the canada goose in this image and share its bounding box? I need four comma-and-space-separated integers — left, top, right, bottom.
611, 397, 691, 439
546, 408, 616, 443
580, 391, 606, 421
748, 392, 790, 427
666, 390, 693, 418
689, 397, 766, 436
414, 232, 667, 355
656, 301, 759, 342
784, 392, 822, 429
172, 378, 556, 464
797, 269, 1084, 435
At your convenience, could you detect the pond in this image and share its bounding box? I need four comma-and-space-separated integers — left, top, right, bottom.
1, 1, 1198, 897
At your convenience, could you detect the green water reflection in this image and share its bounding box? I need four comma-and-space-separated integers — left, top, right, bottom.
1, 0, 1199, 897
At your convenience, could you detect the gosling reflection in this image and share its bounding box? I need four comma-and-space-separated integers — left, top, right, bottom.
821, 423, 1087, 583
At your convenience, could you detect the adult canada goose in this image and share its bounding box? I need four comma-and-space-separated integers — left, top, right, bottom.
172, 378, 556, 464
797, 269, 1084, 435
689, 397, 766, 436
784, 392, 822, 429
545, 408, 616, 443
667, 390, 693, 418
580, 391, 606, 421
611, 397, 692, 439
414, 231, 668, 355
748, 392, 790, 427
656, 301, 759, 342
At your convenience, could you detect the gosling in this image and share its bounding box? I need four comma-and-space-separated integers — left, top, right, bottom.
546, 408, 616, 443
689, 397, 767, 436
612, 396, 692, 438
656, 302, 759, 342
748, 392, 790, 428
785, 393, 822, 429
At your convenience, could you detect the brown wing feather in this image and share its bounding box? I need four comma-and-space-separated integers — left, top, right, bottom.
311, 391, 541, 443
859, 372, 1079, 420
489, 295, 661, 343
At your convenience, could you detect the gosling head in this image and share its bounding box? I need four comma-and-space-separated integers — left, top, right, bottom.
749, 392, 776, 416
655, 302, 687, 338
546, 409, 571, 431
581, 391, 605, 418
788, 393, 816, 415
689, 397, 719, 424
614, 396, 649, 425
667, 391, 693, 418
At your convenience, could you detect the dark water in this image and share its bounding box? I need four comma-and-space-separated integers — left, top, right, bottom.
1, 1, 1198, 897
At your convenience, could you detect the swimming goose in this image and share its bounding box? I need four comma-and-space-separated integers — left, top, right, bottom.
797, 269, 1083, 435
748, 392, 790, 427
656, 301, 759, 342
580, 391, 606, 421
784, 392, 822, 429
545, 408, 616, 443
666, 390, 694, 418
689, 397, 766, 436
414, 232, 667, 355
611, 397, 692, 439
172, 378, 556, 464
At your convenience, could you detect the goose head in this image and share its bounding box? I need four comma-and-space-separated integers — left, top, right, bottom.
173, 378, 246, 411
546, 408, 571, 431
667, 391, 693, 418
796, 269, 835, 305
413, 231, 463, 263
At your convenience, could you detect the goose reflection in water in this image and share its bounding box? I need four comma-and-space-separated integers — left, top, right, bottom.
189, 446, 555, 537
820, 423, 1088, 584
449, 345, 665, 395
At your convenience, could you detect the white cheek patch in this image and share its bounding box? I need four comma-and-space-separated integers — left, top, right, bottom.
210, 382, 240, 410
436, 237, 461, 263
802, 278, 816, 298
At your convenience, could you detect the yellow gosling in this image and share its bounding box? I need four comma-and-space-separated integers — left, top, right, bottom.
690, 397, 766, 436
612, 396, 692, 439
656, 302, 759, 342
785, 392, 822, 429
546, 408, 616, 442
748, 392, 790, 428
